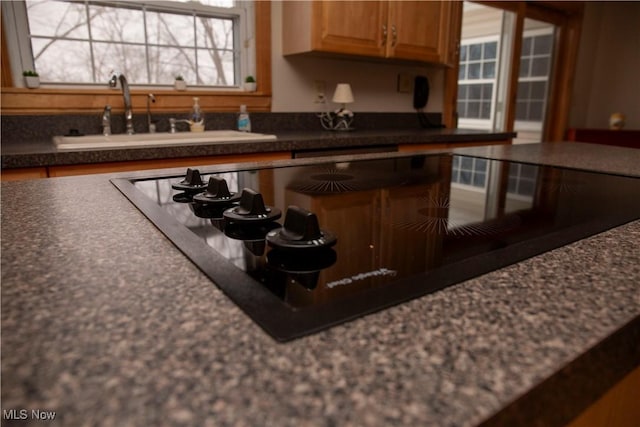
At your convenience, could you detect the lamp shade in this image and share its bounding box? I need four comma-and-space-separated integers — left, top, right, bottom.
332, 83, 354, 104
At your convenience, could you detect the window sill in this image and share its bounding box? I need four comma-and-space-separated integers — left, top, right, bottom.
0, 87, 272, 115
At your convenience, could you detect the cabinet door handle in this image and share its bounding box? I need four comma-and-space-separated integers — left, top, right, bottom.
382, 24, 387, 46
391, 25, 397, 47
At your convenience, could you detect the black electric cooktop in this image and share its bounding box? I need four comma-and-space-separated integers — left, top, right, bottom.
112, 153, 640, 341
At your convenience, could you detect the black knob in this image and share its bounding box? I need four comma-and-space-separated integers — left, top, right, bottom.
172, 168, 207, 193
266, 206, 337, 249
223, 188, 281, 224
193, 177, 241, 205
280, 206, 322, 241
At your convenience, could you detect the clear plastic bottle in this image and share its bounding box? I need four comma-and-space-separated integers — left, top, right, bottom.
190, 97, 204, 132
191, 97, 202, 122
237, 104, 251, 132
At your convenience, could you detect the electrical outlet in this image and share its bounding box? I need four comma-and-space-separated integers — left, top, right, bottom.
397, 73, 413, 93
313, 80, 326, 103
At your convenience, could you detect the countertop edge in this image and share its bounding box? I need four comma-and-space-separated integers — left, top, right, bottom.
1, 129, 515, 169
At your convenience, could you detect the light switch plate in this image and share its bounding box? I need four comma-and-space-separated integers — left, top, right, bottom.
313, 80, 326, 103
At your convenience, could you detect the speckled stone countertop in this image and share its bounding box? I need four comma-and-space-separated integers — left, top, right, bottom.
1, 128, 514, 169
2, 142, 639, 427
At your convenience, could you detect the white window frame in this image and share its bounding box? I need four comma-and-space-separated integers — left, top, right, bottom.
514, 27, 554, 132
457, 35, 500, 131
2, 0, 255, 89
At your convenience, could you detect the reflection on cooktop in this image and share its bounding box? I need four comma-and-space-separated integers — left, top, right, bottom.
113, 154, 640, 341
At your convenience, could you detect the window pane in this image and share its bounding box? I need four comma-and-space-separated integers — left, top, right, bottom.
150, 46, 197, 84
508, 177, 518, 193
517, 82, 530, 100
522, 37, 532, 55
26, 1, 88, 38
482, 61, 495, 78
484, 41, 497, 59
31, 39, 93, 82
530, 81, 546, 99
94, 43, 148, 82
480, 102, 491, 119
531, 57, 549, 76
481, 83, 493, 99
458, 64, 466, 80
147, 11, 195, 46
473, 172, 486, 187
469, 44, 482, 60
519, 58, 530, 77
467, 63, 481, 79
458, 85, 468, 99
197, 49, 235, 85
460, 157, 473, 170
90, 5, 145, 43
460, 45, 467, 61
516, 101, 528, 120
196, 17, 234, 50
533, 34, 553, 55
457, 101, 466, 117
460, 171, 472, 185
467, 102, 480, 118
529, 101, 544, 121
469, 84, 481, 100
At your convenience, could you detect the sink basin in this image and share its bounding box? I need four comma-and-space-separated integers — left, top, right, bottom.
54, 130, 277, 151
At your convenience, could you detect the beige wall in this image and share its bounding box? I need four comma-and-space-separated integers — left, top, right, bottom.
270, 1, 444, 113
569, 2, 640, 130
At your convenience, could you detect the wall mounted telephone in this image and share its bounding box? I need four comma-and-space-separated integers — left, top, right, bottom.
413, 75, 444, 128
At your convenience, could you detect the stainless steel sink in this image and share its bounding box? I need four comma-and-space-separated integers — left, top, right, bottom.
54, 130, 277, 151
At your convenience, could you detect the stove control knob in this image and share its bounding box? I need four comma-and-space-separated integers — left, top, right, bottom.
266, 206, 337, 249
193, 177, 241, 205
223, 188, 281, 223
171, 168, 207, 193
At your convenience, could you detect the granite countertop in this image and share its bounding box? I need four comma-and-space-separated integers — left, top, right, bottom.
1, 128, 514, 169
2, 142, 639, 426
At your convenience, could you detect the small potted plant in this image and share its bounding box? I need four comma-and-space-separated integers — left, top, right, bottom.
23, 70, 40, 89
243, 75, 256, 92
174, 75, 186, 91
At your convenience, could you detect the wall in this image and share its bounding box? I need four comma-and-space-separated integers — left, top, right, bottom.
270, 1, 444, 113
569, 2, 640, 130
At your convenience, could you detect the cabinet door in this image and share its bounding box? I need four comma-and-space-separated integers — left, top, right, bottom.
312, 1, 388, 57
387, 1, 450, 63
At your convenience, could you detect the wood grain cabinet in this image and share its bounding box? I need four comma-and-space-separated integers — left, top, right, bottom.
283, 0, 458, 65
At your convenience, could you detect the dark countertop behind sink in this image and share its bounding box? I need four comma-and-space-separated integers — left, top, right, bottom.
2, 142, 638, 427
1, 112, 514, 169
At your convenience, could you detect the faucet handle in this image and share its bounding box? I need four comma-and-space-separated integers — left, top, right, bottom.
169, 118, 177, 134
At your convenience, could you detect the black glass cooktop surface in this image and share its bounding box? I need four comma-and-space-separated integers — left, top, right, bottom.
112, 153, 640, 341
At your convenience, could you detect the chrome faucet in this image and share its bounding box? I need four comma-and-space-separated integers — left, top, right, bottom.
108, 72, 134, 135
147, 93, 156, 133
102, 105, 112, 136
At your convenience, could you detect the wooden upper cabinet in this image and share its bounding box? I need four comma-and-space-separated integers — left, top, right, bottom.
387, 1, 450, 63
313, 1, 388, 57
283, 0, 455, 66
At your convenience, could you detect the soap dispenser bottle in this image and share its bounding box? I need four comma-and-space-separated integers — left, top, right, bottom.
190, 97, 204, 132
237, 104, 251, 132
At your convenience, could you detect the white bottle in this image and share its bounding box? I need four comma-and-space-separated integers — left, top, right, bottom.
237, 104, 251, 132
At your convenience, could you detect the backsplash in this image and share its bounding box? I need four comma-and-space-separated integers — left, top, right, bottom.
1, 112, 442, 144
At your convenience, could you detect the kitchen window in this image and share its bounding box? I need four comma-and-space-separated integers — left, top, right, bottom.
515, 32, 553, 123
457, 38, 498, 126
3, 0, 255, 88
452, 155, 488, 189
